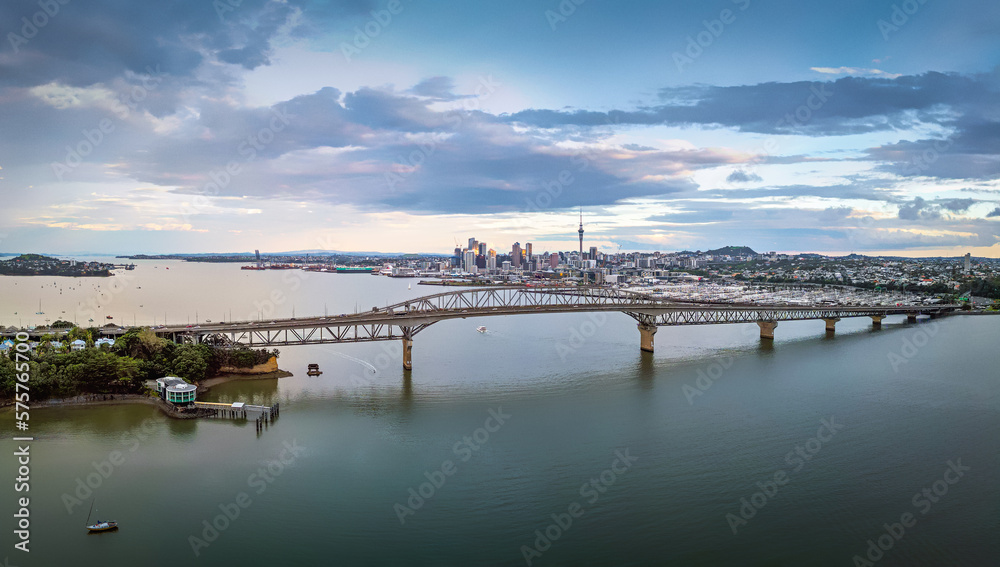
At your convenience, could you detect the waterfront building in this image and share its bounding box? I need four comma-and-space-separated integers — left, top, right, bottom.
155, 376, 197, 405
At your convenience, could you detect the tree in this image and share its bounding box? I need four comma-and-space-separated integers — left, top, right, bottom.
172, 344, 211, 382
114, 327, 168, 359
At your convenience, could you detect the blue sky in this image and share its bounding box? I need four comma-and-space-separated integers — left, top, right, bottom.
1, 0, 999, 256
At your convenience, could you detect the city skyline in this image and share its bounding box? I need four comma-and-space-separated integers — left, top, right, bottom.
2, 1, 1000, 257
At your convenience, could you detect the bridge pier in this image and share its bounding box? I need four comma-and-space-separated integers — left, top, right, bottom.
638, 324, 657, 353
907, 313, 918, 323
757, 320, 777, 340
822, 317, 841, 334
870, 315, 884, 328
402, 338, 413, 371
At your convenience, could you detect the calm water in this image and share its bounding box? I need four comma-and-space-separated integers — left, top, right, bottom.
2, 261, 998, 566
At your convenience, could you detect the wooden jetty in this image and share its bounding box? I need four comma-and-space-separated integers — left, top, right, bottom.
193, 401, 280, 434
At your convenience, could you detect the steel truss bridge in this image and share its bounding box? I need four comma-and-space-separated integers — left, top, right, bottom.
145, 286, 956, 369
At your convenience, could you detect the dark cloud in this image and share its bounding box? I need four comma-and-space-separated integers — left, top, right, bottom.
726, 169, 762, 183
987, 207, 1000, 217
896, 197, 978, 220
622, 143, 657, 151
0, 0, 374, 88
506, 72, 996, 137
939, 198, 975, 212
408, 77, 475, 101
867, 123, 1000, 180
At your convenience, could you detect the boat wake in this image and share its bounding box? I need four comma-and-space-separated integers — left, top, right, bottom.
323, 348, 378, 374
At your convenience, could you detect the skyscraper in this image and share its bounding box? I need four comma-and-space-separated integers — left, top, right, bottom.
478, 242, 487, 256
525, 242, 532, 266
578, 209, 584, 258
964, 253, 971, 274
469, 238, 478, 252
487, 249, 497, 272
463, 249, 476, 273
512, 242, 522, 268
590, 246, 598, 262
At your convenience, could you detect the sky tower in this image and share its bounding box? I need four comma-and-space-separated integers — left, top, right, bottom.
578, 208, 584, 258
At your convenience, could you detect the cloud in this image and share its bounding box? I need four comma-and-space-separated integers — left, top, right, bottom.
506, 72, 995, 137
988, 207, 1000, 218
810, 67, 901, 79
0, 0, 374, 89
726, 169, 762, 183
408, 76, 475, 101
897, 197, 977, 220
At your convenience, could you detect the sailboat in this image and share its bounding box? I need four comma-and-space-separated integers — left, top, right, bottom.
85, 498, 118, 532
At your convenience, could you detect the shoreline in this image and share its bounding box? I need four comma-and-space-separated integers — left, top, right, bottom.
17, 368, 294, 418
198, 369, 293, 391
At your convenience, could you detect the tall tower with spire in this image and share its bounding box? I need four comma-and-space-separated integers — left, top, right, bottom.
578, 208, 584, 258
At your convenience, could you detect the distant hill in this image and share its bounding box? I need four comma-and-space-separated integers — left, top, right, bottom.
6, 253, 61, 262
705, 246, 757, 256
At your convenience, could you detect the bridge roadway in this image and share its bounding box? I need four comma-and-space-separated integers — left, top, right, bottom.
144, 286, 956, 370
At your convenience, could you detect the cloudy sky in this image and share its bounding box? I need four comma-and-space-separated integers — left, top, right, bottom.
2, 0, 999, 257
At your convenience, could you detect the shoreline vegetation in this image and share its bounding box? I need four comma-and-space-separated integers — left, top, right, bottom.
18, 367, 294, 418
0, 253, 117, 277
1, 326, 287, 418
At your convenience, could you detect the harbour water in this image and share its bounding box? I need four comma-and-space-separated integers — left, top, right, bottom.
2, 261, 998, 566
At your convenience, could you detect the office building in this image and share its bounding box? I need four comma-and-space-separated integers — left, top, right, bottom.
463, 249, 477, 273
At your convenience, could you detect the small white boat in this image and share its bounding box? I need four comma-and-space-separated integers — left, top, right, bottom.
476, 326, 487, 333
85, 498, 118, 533
87, 520, 118, 533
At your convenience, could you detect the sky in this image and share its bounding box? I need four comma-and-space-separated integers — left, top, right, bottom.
1, 0, 999, 257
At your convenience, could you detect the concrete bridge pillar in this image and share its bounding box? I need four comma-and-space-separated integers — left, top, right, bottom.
402, 338, 413, 371
757, 320, 777, 340
870, 315, 884, 328
822, 317, 841, 333
907, 313, 918, 323
638, 324, 657, 353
